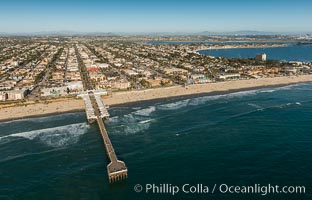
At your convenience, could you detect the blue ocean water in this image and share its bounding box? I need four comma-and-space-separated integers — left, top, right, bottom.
148, 41, 285, 45
198, 45, 312, 62
1, 83, 312, 199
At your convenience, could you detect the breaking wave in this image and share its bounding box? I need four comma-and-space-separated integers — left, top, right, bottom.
247, 103, 263, 110
107, 106, 157, 135
0, 123, 89, 148
187, 95, 222, 106
260, 89, 276, 93
108, 116, 120, 124
158, 99, 190, 110
157, 89, 260, 110
107, 83, 308, 135
108, 112, 153, 135
275, 102, 302, 109
156, 83, 305, 110
122, 122, 151, 135
133, 106, 156, 116
0, 112, 84, 125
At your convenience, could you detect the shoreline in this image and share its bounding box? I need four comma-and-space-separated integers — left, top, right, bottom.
0, 98, 85, 123
195, 43, 288, 52
103, 75, 312, 106
107, 82, 296, 109
0, 109, 85, 123
1, 75, 312, 122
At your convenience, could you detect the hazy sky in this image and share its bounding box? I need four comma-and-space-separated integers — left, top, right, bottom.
0, 0, 311, 33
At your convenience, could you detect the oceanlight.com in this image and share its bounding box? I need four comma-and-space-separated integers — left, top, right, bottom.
133, 183, 306, 196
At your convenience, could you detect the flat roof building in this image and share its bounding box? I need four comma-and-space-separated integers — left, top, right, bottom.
256, 53, 267, 61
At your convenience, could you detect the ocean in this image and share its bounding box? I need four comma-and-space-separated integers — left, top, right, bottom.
198, 45, 312, 62
148, 41, 285, 45
1, 83, 312, 199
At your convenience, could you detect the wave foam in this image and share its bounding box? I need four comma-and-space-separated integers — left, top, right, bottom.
139, 119, 153, 124
158, 99, 190, 110
247, 103, 263, 110
109, 118, 151, 135
133, 106, 156, 116
158, 90, 259, 109
0, 113, 84, 125
108, 83, 308, 135
226, 89, 259, 97
0, 123, 89, 148
123, 123, 151, 135
188, 95, 222, 106
108, 116, 120, 124
108, 108, 155, 135
260, 89, 276, 93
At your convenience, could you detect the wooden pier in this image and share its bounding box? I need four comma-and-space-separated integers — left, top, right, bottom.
89, 93, 128, 183
96, 117, 128, 182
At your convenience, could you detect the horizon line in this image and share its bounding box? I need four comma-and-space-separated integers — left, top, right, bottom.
0, 30, 312, 36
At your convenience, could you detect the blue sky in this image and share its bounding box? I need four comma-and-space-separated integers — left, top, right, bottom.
0, 0, 311, 33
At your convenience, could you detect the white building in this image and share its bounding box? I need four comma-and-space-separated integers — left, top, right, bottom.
98, 63, 109, 68
0, 90, 25, 101
0, 93, 7, 101
41, 81, 84, 97
218, 73, 241, 80
256, 53, 267, 61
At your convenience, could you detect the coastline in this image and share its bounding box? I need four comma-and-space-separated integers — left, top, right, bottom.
104, 75, 312, 106
195, 43, 288, 53
1, 75, 312, 122
0, 98, 85, 123
107, 82, 295, 109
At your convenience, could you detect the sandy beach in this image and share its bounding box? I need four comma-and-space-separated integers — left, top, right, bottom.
0, 98, 85, 122
1, 75, 312, 122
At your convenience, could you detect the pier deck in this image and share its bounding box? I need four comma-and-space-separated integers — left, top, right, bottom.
87, 93, 128, 183
76, 45, 127, 183
96, 117, 128, 182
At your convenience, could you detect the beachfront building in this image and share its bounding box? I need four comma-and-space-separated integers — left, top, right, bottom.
110, 79, 131, 90
256, 53, 267, 61
144, 78, 173, 87
246, 67, 280, 76
218, 73, 241, 80
282, 67, 299, 75
41, 81, 84, 97
191, 74, 211, 84
0, 92, 7, 101
0, 90, 25, 101
93, 78, 131, 90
